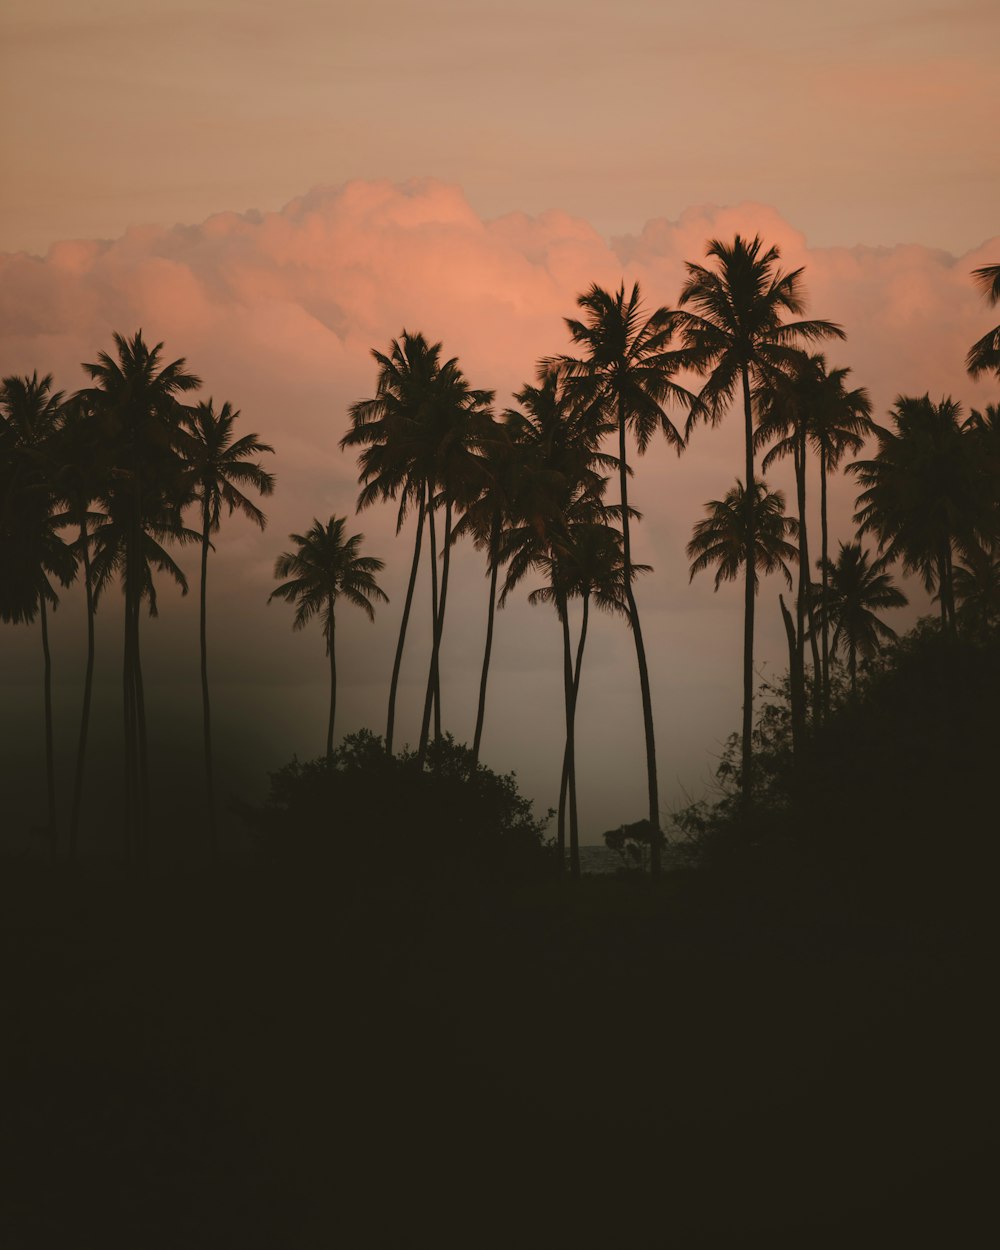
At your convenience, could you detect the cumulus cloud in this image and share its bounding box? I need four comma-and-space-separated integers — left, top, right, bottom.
2, 180, 997, 841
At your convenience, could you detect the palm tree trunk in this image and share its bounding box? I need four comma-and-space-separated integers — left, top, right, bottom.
741, 365, 756, 801
617, 399, 661, 876
199, 501, 218, 860
418, 499, 441, 763
434, 496, 453, 744
326, 596, 337, 762
556, 586, 572, 874
122, 585, 136, 863
789, 438, 806, 757
132, 590, 151, 870
797, 432, 822, 721
386, 484, 425, 755
69, 519, 95, 862
567, 591, 590, 880
471, 512, 501, 767
39, 592, 57, 862
820, 447, 831, 715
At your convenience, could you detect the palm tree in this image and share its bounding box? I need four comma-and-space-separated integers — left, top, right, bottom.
688, 480, 799, 592
77, 331, 201, 860
451, 416, 527, 766
966, 263, 1000, 380
500, 366, 616, 868
182, 399, 275, 859
755, 355, 822, 744
676, 235, 843, 793
342, 333, 491, 759
850, 395, 986, 633
269, 517, 387, 761
49, 395, 106, 860
1, 373, 78, 858
952, 545, 1000, 634
529, 521, 640, 876
804, 360, 873, 710
813, 543, 907, 694
554, 281, 694, 875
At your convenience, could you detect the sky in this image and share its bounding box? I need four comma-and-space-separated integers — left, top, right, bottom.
1, 1, 998, 850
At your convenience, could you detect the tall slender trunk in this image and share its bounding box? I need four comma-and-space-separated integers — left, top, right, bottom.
796, 431, 822, 721
132, 586, 150, 871
556, 585, 572, 875
617, 398, 661, 876
39, 592, 57, 862
820, 447, 831, 715
386, 484, 425, 755
471, 511, 501, 767
741, 365, 756, 801
789, 437, 806, 757
417, 502, 439, 763
70, 518, 95, 862
199, 500, 218, 860
566, 591, 590, 880
326, 596, 337, 762
122, 580, 136, 863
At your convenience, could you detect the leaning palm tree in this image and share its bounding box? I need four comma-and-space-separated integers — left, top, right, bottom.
182, 399, 274, 859
813, 543, 907, 694
77, 331, 201, 860
0, 373, 77, 858
952, 545, 1000, 634
269, 517, 387, 761
966, 262, 1000, 381
676, 235, 843, 794
553, 281, 694, 875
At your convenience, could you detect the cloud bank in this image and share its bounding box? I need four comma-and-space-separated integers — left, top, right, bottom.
2, 180, 997, 843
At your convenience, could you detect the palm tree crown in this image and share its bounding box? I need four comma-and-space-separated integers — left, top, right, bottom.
813, 543, 907, 691
967, 263, 1000, 380
270, 517, 387, 760
687, 479, 799, 592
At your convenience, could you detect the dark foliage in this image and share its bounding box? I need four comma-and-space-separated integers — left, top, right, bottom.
243, 730, 554, 885
676, 621, 1000, 925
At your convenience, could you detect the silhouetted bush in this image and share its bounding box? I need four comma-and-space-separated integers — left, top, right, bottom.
675, 620, 1000, 921
242, 731, 554, 885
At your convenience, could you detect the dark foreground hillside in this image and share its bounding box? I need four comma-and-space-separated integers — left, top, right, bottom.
0, 854, 991, 1248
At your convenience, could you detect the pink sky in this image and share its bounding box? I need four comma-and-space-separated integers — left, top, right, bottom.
1, 180, 996, 841
1, 1, 997, 842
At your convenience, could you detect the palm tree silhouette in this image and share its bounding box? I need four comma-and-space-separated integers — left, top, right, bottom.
269, 517, 387, 761
966, 263, 1000, 380
812, 543, 907, 694
452, 415, 527, 766
851, 395, 984, 633
500, 366, 615, 867
676, 235, 843, 794
554, 282, 693, 875
78, 331, 201, 860
688, 480, 799, 592
343, 333, 491, 760
951, 545, 1000, 634
529, 520, 640, 876
49, 395, 106, 859
1, 373, 78, 857
182, 399, 274, 859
